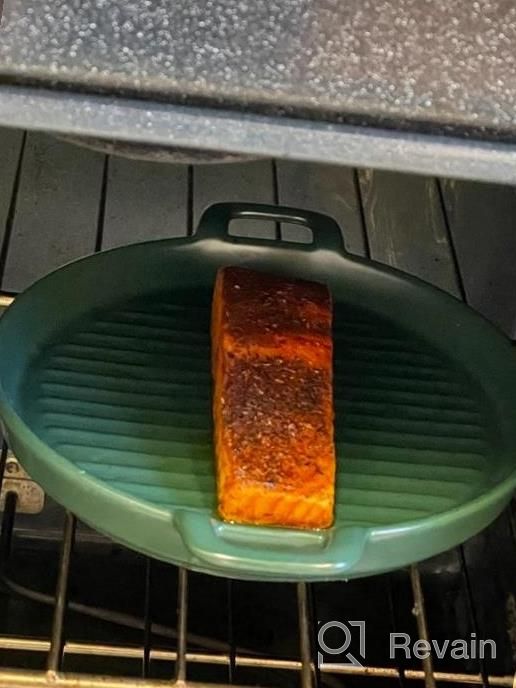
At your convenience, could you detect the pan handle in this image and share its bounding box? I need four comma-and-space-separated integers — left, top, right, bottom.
175, 510, 367, 578
195, 202, 348, 255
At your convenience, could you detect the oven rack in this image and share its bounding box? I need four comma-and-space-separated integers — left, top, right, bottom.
1, 490, 515, 688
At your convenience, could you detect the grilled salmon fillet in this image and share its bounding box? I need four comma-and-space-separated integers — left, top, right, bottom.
212, 266, 335, 529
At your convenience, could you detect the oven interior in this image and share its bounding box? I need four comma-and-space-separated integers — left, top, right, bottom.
0, 128, 515, 688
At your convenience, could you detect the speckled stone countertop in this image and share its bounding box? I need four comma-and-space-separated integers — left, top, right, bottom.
1, 0, 516, 139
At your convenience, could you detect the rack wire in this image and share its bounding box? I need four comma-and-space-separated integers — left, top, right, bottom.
1, 448, 515, 688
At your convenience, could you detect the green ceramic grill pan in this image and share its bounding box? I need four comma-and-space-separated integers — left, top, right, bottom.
0, 203, 515, 582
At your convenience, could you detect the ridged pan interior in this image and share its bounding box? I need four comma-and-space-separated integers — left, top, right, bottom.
21, 286, 495, 528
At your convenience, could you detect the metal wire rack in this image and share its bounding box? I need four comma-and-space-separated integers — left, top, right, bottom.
1, 407, 515, 688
